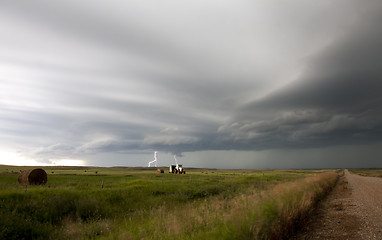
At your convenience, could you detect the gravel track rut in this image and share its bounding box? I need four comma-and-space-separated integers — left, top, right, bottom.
345, 169, 382, 239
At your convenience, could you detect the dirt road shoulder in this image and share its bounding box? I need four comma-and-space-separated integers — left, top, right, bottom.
345, 169, 382, 239
292, 172, 361, 239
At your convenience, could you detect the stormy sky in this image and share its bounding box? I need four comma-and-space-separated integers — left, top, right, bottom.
1, 0, 382, 168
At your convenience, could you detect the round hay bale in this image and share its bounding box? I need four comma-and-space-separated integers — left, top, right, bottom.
156, 169, 164, 174
18, 168, 47, 185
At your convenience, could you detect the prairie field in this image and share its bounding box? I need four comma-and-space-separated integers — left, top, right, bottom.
0, 165, 339, 239
348, 169, 382, 178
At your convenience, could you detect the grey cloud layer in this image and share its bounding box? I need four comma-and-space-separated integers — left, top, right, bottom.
220, 4, 382, 149
1, 0, 381, 163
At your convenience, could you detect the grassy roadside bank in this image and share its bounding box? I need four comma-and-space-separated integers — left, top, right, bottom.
103, 172, 338, 239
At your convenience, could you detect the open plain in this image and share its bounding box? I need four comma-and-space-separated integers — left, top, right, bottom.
0, 165, 338, 239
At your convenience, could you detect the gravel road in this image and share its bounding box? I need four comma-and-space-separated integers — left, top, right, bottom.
345, 169, 382, 239
294, 170, 382, 239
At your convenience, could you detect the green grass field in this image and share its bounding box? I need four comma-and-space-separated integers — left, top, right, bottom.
0, 165, 338, 239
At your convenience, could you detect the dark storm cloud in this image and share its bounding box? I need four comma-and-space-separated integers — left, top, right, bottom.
219, 3, 382, 150
1, 0, 382, 166
1, 0, 254, 159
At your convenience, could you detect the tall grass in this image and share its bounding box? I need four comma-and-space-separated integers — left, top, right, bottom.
111, 172, 338, 239
0, 167, 336, 239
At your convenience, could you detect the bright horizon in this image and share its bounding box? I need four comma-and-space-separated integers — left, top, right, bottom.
0, 151, 86, 166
